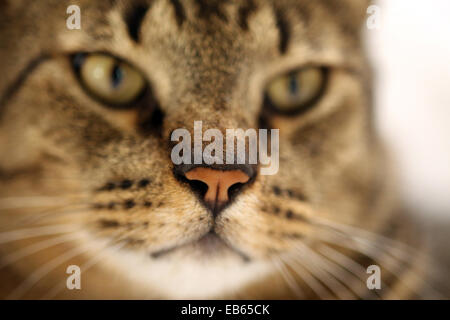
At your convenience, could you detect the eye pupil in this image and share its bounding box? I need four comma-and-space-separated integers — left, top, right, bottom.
111, 64, 124, 88
73, 53, 86, 70
288, 74, 299, 96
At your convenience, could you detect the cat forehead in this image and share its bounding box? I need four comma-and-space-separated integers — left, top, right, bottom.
2, 0, 368, 60
56, 0, 368, 46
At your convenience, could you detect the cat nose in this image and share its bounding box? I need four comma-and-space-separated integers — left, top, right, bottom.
178, 165, 255, 216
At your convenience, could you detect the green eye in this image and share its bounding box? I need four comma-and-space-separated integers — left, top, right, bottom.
74, 53, 146, 106
266, 67, 326, 114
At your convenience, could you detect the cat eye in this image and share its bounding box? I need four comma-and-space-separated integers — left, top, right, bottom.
73, 53, 147, 107
265, 67, 327, 115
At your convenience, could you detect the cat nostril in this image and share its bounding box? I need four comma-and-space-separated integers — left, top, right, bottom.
181, 166, 253, 217
186, 179, 209, 199
227, 182, 246, 200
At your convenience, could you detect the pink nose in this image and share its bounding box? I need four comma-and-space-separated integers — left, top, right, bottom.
184, 167, 251, 213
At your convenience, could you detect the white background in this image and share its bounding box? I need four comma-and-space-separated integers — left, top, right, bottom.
367, 0, 450, 218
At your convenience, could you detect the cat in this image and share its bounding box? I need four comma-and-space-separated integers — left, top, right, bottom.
0, 0, 446, 299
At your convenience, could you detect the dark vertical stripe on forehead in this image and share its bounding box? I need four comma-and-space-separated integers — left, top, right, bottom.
238, 0, 257, 30
124, 2, 150, 42
195, 0, 228, 22
274, 8, 290, 54
169, 0, 186, 26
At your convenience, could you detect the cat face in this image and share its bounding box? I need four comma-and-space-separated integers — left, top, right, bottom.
0, 0, 389, 299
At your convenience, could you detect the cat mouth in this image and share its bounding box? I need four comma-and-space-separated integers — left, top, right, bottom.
150, 231, 250, 262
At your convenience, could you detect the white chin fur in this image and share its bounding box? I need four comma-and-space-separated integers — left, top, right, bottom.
98, 241, 273, 299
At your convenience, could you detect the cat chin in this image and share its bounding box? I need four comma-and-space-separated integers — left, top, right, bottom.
98, 239, 273, 299
149, 231, 251, 262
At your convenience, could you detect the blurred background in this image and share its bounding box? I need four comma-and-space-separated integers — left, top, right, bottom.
367, 0, 450, 220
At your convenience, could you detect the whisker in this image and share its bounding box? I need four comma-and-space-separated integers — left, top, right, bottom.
0, 232, 84, 270
314, 228, 444, 299
309, 215, 446, 283
0, 224, 79, 244
311, 216, 417, 258
0, 195, 88, 211
271, 256, 304, 298
316, 229, 405, 271
308, 244, 379, 299
13, 205, 91, 228
41, 241, 128, 300
292, 243, 357, 299
39, 224, 152, 299
6, 240, 105, 299
321, 218, 450, 297
279, 255, 332, 300
318, 244, 388, 299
